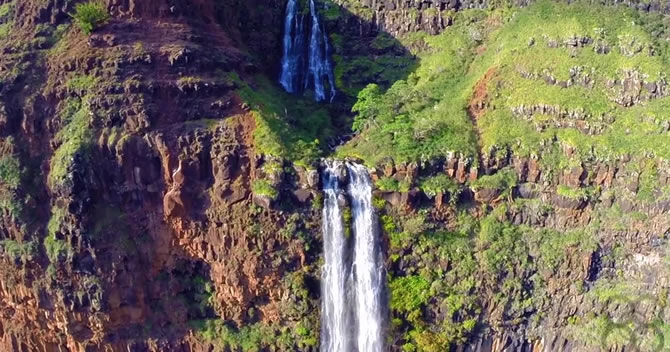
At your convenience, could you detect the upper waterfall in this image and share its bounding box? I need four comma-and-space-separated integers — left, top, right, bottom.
279, 0, 336, 102
279, 0, 304, 94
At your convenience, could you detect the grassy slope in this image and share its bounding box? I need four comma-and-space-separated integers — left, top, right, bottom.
339, 1, 670, 169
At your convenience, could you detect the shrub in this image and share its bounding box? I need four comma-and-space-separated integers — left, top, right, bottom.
419, 175, 460, 198
1, 239, 37, 262
389, 275, 430, 319
556, 185, 593, 201
0, 155, 22, 190
251, 179, 278, 199
376, 176, 411, 192
71, 1, 109, 35
470, 168, 518, 192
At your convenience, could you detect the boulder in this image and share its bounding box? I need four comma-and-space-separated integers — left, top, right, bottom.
474, 188, 501, 203
306, 169, 320, 188
252, 194, 273, 209
293, 189, 313, 204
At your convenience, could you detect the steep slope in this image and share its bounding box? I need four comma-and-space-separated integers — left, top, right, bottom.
340, 1, 670, 350
0, 0, 669, 351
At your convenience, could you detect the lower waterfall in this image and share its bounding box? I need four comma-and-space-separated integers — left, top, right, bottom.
321, 161, 386, 352
321, 161, 354, 352
347, 163, 386, 352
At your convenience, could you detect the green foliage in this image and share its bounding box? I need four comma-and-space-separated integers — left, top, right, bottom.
637, 160, 660, 202
49, 94, 94, 189
251, 179, 278, 199
474, 1, 670, 169
66, 74, 96, 92
556, 185, 594, 201
45, 206, 71, 263
71, 1, 109, 35
342, 0, 670, 170
311, 191, 324, 210
0, 239, 37, 263
44, 233, 69, 264
389, 275, 430, 319
351, 84, 382, 132
525, 228, 598, 271
339, 12, 481, 165
376, 177, 410, 192
0, 155, 22, 190
0, 2, 13, 19
470, 168, 518, 192
419, 174, 461, 198
234, 73, 330, 165
372, 195, 386, 209
477, 215, 529, 275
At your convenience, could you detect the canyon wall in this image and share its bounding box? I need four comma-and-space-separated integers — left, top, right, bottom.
0, 0, 668, 351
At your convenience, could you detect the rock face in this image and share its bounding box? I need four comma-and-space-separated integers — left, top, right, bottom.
1, 0, 670, 351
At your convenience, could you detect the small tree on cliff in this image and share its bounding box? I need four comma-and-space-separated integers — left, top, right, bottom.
71, 1, 109, 35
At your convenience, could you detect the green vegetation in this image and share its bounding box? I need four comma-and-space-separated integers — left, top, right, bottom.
251, 179, 278, 199
556, 184, 595, 200
418, 175, 461, 198
66, 74, 97, 92
525, 228, 597, 271
470, 168, 518, 196
341, 0, 670, 171
0, 239, 37, 263
0, 154, 22, 191
389, 275, 430, 320
232, 73, 330, 166
45, 206, 71, 263
0, 2, 13, 19
338, 10, 484, 164
573, 280, 670, 351
0, 1, 12, 40
49, 76, 97, 189
475, 1, 670, 168
376, 176, 411, 192
0, 141, 25, 221
71, 1, 109, 35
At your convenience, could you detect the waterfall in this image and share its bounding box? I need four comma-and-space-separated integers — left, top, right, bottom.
321, 161, 354, 352
279, 0, 305, 93
279, 0, 336, 102
320, 161, 386, 352
305, 0, 337, 102
346, 162, 386, 352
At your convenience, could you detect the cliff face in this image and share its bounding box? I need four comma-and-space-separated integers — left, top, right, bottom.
0, 0, 324, 350
0, 0, 669, 351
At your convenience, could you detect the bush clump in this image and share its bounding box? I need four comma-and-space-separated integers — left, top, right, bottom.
71, 1, 109, 35
251, 179, 278, 199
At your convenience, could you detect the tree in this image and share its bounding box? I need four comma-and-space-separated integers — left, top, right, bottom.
72, 1, 109, 35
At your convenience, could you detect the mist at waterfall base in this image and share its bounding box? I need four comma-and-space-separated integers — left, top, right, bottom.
321, 161, 386, 352
279, 0, 336, 102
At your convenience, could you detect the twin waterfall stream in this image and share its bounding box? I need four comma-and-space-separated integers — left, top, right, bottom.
278, 1, 385, 349
279, 0, 336, 102
321, 161, 386, 352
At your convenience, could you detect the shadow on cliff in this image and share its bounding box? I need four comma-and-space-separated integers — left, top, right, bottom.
211, 0, 420, 151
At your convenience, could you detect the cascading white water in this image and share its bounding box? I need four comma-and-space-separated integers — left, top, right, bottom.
320, 161, 386, 352
279, 0, 336, 102
305, 0, 336, 102
321, 161, 354, 352
279, 0, 305, 93
346, 162, 386, 352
